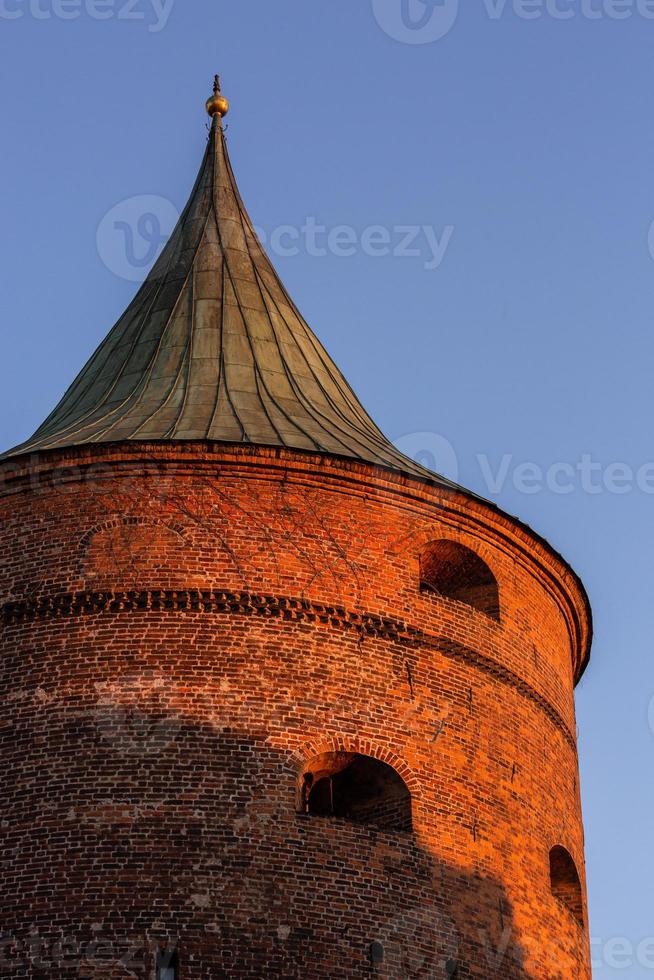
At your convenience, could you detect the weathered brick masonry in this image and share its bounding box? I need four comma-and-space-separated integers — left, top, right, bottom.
0, 443, 591, 978
0, 80, 592, 979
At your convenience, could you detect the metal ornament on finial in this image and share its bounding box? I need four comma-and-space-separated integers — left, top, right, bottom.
206, 73, 229, 118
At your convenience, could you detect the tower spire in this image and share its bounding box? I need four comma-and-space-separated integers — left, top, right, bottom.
1, 82, 447, 486
206, 73, 229, 119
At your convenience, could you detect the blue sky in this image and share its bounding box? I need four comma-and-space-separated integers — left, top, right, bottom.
1, 0, 653, 973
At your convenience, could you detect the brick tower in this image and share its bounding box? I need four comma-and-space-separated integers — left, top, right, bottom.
0, 79, 592, 979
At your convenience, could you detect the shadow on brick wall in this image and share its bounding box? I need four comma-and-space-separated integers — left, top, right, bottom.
1, 717, 540, 979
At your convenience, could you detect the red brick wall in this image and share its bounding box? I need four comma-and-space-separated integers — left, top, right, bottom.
0, 443, 592, 978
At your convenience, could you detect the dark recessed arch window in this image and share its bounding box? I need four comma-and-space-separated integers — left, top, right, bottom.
549, 846, 584, 926
420, 540, 500, 621
300, 752, 412, 833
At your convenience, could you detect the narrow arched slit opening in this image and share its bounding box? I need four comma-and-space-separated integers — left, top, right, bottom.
549, 846, 584, 926
299, 752, 412, 833
420, 540, 500, 621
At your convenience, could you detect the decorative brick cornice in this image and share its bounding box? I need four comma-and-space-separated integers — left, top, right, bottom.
0, 588, 575, 750
0, 442, 592, 682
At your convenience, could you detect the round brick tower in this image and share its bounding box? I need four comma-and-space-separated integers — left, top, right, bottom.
0, 81, 592, 979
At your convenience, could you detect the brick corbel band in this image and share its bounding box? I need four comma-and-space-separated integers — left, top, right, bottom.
1, 588, 575, 750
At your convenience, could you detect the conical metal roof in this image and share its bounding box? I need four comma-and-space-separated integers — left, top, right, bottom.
2, 86, 453, 486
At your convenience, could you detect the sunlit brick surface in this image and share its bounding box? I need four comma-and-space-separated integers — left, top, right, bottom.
0, 443, 591, 978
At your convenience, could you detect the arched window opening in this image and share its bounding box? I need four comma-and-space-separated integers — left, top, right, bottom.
300, 752, 412, 833
420, 540, 500, 621
549, 846, 584, 925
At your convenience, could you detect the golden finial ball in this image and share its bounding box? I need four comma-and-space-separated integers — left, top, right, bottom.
206, 75, 229, 118
206, 92, 229, 118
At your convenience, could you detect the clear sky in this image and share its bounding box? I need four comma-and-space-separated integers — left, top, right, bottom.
1, 0, 652, 973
